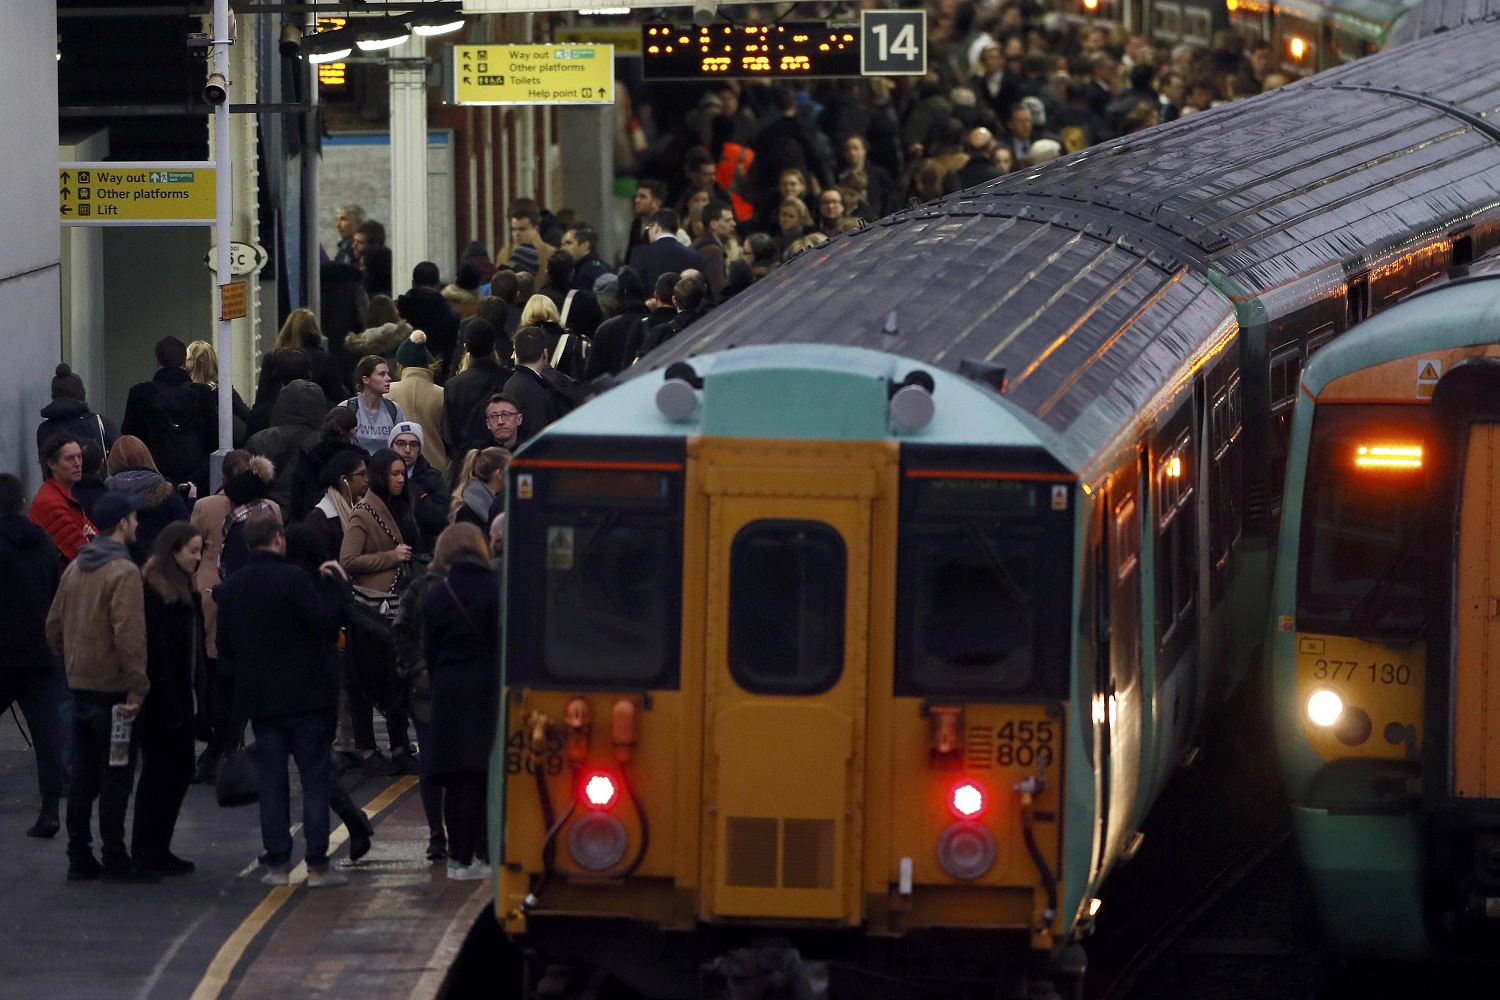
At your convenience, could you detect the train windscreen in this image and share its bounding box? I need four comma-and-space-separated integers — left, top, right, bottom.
1296, 405, 1431, 642
895, 475, 1073, 700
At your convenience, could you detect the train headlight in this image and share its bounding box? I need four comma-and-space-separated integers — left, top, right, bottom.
568, 813, 629, 871
1289, 36, 1307, 60
1307, 689, 1344, 728
937, 821, 996, 880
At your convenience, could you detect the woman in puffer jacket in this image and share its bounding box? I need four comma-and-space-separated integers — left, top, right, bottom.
104, 435, 192, 563
342, 295, 413, 368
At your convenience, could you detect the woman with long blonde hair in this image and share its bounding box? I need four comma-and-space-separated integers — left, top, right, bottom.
185, 340, 252, 447
449, 446, 508, 528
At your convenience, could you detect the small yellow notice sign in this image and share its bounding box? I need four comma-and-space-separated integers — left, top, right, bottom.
219, 281, 247, 321
454, 44, 615, 105
60, 162, 216, 225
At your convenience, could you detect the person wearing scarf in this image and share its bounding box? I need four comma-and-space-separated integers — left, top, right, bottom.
103, 435, 191, 563
448, 446, 508, 530
303, 450, 367, 565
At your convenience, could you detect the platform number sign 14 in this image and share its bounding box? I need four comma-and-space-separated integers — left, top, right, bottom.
861, 10, 927, 77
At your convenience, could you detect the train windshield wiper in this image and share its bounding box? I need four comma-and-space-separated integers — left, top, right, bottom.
1344, 539, 1423, 643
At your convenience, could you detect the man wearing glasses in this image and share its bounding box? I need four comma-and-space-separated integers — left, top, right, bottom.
448, 395, 523, 493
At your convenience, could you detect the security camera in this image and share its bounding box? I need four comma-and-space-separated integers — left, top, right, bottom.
279, 23, 302, 59
692, 0, 717, 27
203, 71, 228, 106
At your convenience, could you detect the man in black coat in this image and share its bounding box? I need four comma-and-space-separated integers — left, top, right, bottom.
626, 209, 705, 293
943, 127, 1005, 194
397, 262, 462, 385
121, 336, 218, 493
503, 326, 571, 437
441, 318, 513, 456
0, 473, 66, 839
624, 272, 683, 365
215, 514, 349, 888
585, 267, 651, 380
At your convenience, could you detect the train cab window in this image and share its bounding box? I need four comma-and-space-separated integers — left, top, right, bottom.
1346, 277, 1369, 327
728, 520, 847, 695
1270, 347, 1302, 414
1155, 433, 1197, 641
1296, 405, 1431, 641
508, 466, 683, 688
1209, 377, 1243, 564
896, 475, 1073, 700
1114, 496, 1140, 581
1453, 232, 1474, 269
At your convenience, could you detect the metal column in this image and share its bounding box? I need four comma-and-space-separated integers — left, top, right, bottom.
389, 34, 429, 287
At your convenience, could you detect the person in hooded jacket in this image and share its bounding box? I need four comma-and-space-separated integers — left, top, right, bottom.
342, 294, 413, 367
245, 379, 328, 511
0, 473, 67, 840
585, 267, 651, 380
133, 522, 203, 875
440, 319, 512, 459
398, 262, 462, 385
36, 363, 119, 461
104, 435, 192, 564
289, 407, 365, 522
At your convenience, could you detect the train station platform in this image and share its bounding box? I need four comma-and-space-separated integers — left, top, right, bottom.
0, 721, 492, 1000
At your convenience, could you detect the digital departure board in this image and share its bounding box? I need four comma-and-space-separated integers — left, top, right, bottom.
642, 22, 862, 79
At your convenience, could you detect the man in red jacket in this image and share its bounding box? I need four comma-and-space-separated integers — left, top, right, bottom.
29, 433, 96, 565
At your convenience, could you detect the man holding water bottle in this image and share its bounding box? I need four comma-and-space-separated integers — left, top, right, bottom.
45, 491, 156, 884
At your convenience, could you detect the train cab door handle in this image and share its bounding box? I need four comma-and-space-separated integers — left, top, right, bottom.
1490, 597, 1500, 619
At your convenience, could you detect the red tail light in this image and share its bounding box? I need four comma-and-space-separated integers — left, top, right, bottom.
583, 772, 619, 810
950, 781, 986, 819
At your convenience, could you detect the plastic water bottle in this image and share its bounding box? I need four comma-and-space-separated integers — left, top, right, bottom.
109, 705, 132, 767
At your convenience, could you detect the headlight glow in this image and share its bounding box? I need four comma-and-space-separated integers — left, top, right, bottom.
1307, 689, 1344, 728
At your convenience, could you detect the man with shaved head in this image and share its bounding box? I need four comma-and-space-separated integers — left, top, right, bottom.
943, 127, 1005, 194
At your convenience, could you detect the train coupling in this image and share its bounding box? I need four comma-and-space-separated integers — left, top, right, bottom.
701, 945, 829, 1000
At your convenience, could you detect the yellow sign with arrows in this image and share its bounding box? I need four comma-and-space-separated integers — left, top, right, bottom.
453, 44, 615, 105
59, 161, 216, 226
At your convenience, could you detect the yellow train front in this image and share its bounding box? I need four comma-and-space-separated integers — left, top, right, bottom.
492, 347, 1079, 999
1271, 252, 1500, 957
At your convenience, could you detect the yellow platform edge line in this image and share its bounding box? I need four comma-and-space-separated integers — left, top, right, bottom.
188, 775, 419, 1000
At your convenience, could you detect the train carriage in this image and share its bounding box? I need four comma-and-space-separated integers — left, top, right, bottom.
492, 22, 1500, 998
1271, 251, 1500, 958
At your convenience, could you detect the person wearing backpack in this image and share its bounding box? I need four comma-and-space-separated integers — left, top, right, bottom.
36, 363, 119, 462
440, 319, 511, 461
502, 326, 581, 443
121, 337, 217, 494
245, 379, 327, 510
341, 356, 407, 456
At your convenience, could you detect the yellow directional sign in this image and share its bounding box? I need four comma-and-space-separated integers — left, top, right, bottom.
59, 161, 216, 226
453, 44, 615, 106
554, 26, 641, 57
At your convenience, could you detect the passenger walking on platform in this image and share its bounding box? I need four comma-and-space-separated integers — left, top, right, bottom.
422, 523, 499, 881
302, 450, 367, 565
104, 435, 192, 564
392, 542, 450, 861
36, 363, 118, 462
342, 356, 407, 456
133, 522, 203, 876
450, 392, 521, 498
121, 336, 217, 495
389, 422, 449, 547
216, 514, 349, 888
30, 433, 96, 565
560, 224, 610, 292
256, 307, 349, 409
0, 473, 67, 840
340, 449, 418, 776
73, 441, 109, 521
441, 319, 511, 462
46, 490, 156, 883
585, 267, 651, 380
185, 340, 252, 447
245, 378, 328, 511
398, 262, 462, 383
625, 179, 666, 263
330, 203, 363, 266
626, 208, 706, 293
504, 327, 569, 437
343, 294, 413, 367
188, 449, 254, 784
289, 406, 363, 522
387, 333, 449, 476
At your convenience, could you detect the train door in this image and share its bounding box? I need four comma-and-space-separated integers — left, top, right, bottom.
698, 449, 876, 924
1453, 423, 1500, 798
1103, 449, 1145, 864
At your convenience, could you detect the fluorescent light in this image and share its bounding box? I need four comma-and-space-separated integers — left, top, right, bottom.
354, 17, 411, 51
579, 7, 632, 13
413, 18, 465, 36
357, 34, 410, 50
308, 47, 352, 63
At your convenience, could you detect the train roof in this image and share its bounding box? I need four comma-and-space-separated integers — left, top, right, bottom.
628, 19, 1500, 466
1388, 0, 1500, 43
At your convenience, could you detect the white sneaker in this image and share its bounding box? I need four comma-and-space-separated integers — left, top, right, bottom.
448, 860, 493, 882
307, 867, 349, 888
446, 858, 463, 875
261, 864, 292, 886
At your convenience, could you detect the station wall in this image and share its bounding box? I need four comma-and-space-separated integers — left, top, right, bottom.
321, 131, 458, 280
0, 1, 61, 493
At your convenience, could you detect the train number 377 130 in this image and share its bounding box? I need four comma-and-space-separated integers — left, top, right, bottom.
1311, 659, 1412, 685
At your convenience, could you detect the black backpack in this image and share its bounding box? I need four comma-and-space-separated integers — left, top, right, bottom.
543, 369, 585, 420
147, 384, 206, 484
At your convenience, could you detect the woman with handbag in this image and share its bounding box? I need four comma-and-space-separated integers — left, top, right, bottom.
422, 523, 499, 881
134, 522, 205, 875
339, 448, 417, 776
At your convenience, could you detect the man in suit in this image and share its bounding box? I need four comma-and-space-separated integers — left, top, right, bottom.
626, 209, 705, 293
